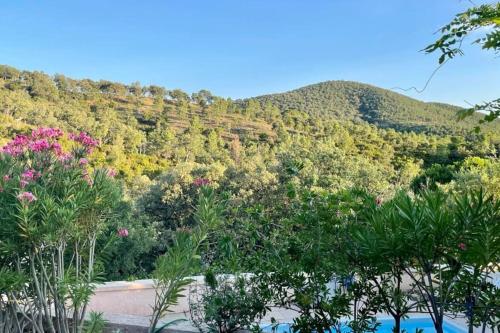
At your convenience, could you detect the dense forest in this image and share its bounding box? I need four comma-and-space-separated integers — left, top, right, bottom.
248, 80, 499, 135
1, 64, 499, 279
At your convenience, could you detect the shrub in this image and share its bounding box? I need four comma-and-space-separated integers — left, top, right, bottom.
189, 271, 269, 333
0, 128, 121, 333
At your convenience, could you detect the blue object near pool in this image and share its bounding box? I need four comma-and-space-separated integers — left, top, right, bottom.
261, 317, 466, 333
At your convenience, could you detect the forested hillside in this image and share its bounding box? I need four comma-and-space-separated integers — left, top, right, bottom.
247, 80, 498, 135
1, 64, 499, 279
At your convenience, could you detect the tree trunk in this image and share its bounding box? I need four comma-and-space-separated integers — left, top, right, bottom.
394, 315, 401, 333
433, 319, 444, 333
469, 315, 474, 333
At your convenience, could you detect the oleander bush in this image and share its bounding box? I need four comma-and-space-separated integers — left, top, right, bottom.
0, 128, 121, 333
222, 188, 500, 333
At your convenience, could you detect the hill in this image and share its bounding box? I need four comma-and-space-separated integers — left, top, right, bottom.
246, 81, 498, 135
0, 64, 498, 187
1, 65, 499, 279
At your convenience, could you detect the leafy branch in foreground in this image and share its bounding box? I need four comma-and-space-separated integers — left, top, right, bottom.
424, 2, 500, 124
456, 99, 500, 131
424, 3, 500, 63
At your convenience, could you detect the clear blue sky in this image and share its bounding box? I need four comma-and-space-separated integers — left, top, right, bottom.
1, 0, 498, 106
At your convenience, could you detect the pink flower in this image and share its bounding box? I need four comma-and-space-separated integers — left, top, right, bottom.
50, 142, 62, 154
17, 191, 37, 203
19, 169, 40, 188
58, 152, 73, 162
2, 146, 23, 156
3, 175, 10, 181
117, 228, 129, 238
69, 132, 99, 150
79, 158, 89, 166
2, 129, 67, 157
458, 243, 467, 251
107, 168, 117, 177
193, 178, 210, 187
2, 135, 30, 156
21, 169, 41, 181
31, 128, 63, 139
28, 139, 51, 152
11, 135, 30, 146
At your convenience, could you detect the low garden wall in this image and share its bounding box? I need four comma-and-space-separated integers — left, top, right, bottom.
87, 274, 297, 332
88, 277, 204, 317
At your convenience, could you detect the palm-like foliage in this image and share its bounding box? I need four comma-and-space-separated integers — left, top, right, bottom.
149, 186, 223, 333
350, 197, 415, 333
352, 189, 499, 333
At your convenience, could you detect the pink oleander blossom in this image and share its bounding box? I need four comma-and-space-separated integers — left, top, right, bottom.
107, 168, 117, 177
31, 128, 63, 139
28, 139, 51, 152
117, 228, 129, 237
3, 175, 10, 181
458, 242, 467, 251
2, 135, 30, 156
193, 178, 210, 187
79, 158, 89, 166
19, 180, 29, 188
21, 169, 41, 181
69, 132, 99, 148
3, 129, 66, 156
50, 142, 62, 154
3, 146, 23, 156
17, 191, 37, 203
11, 135, 30, 146
58, 152, 73, 162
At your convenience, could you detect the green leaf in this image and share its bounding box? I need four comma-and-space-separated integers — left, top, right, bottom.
153, 318, 187, 333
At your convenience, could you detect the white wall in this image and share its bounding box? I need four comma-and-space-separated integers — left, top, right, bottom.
88, 277, 205, 316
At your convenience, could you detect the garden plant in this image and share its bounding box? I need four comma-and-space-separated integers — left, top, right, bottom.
0, 128, 121, 333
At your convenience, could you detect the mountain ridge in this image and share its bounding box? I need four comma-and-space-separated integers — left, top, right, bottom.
245, 80, 496, 135
248, 80, 460, 109
0, 64, 498, 139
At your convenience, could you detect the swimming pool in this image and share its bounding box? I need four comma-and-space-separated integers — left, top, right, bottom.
261, 317, 466, 333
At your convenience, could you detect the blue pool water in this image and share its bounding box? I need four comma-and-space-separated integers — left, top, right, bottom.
262, 318, 466, 333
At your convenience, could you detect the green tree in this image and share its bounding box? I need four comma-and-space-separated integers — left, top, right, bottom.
243, 99, 261, 119
26, 71, 59, 100
168, 88, 190, 102
148, 119, 175, 155
192, 89, 214, 109
147, 85, 167, 109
